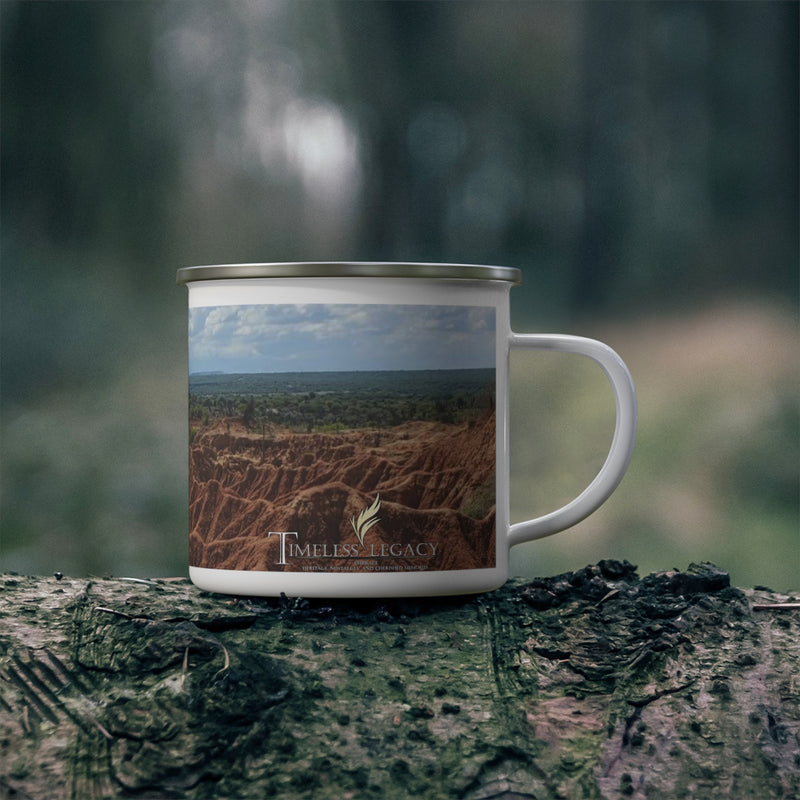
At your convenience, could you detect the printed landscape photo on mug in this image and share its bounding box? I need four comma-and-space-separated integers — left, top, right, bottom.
188, 302, 499, 575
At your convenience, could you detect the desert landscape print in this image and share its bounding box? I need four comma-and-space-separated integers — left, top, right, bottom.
188, 303, 498, 573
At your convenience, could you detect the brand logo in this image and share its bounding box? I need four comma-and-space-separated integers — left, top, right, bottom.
270, 494, 440, 566
350, 494, 381, 547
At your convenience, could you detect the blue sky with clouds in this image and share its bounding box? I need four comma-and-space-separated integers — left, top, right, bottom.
189, 304, 496, 373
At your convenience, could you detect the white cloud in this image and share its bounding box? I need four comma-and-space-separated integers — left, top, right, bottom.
189, 304, 495, 373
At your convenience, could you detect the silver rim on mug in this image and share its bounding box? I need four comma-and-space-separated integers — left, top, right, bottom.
176, 262, 522, 285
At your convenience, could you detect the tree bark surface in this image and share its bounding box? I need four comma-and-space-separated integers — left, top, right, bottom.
1, 562, 798, 799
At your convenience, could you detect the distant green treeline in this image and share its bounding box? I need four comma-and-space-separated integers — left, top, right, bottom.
189, 369, 495, 433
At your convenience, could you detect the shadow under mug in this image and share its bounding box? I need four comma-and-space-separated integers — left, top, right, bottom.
177, 262, 637, 597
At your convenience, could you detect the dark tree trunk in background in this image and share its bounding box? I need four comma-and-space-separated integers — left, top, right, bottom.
336, 1, 450, 261
577, 1, 642, 313
1, 563, 798, 799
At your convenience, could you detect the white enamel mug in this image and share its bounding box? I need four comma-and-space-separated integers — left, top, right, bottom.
177, 263, 637, 598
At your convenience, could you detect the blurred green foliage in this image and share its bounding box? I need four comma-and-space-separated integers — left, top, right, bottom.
1, 1, 797, 587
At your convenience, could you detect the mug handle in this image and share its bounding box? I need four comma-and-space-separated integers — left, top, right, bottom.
507, 333, 638, 547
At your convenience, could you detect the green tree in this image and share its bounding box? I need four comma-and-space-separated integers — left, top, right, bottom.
241, 397, 256, 431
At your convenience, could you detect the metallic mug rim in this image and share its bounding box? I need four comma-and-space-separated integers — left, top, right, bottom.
176, 262, 522, 285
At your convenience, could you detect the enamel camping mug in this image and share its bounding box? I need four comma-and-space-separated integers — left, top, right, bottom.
176, 262, 637, 598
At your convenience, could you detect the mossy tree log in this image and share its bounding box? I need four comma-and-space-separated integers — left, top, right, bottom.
1, 562, 798, 800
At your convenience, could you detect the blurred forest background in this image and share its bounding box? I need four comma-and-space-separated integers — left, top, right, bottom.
1, 1, 797, 590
